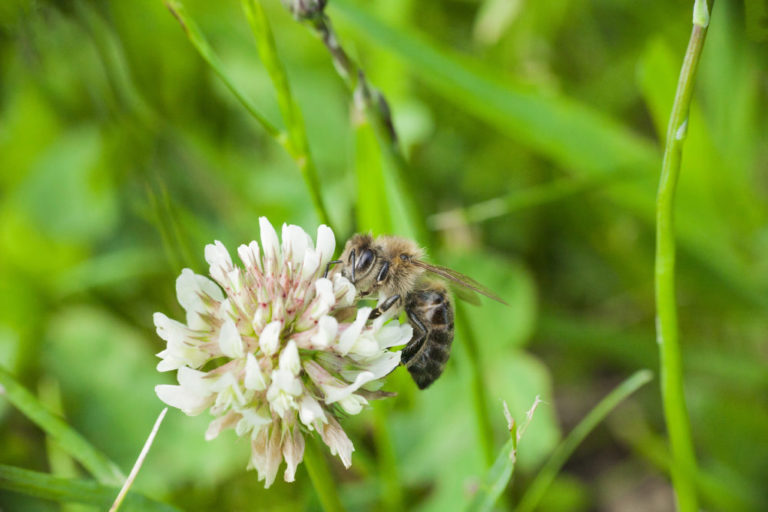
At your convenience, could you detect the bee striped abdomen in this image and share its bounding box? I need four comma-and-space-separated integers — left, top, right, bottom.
402, 286, 455, 389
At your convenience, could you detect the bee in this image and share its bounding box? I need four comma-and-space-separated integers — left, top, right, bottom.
326, 234, 506, 389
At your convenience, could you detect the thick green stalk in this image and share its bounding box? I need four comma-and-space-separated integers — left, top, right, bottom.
303, 437, 345, 512
242, 0, 331, 227
655, 2, 712, 511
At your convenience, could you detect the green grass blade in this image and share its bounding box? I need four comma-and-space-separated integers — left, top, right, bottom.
610, 409, 765, 512
515, 369, 653, 512
654, 5, 712, 510
352, 101, 401, 511
241, 0, 332, 227
466, 398, 540, 512
0, 465, 179, 512
0, 367, 125, 486
164, 0, 281, 140
467, 436, 516, 512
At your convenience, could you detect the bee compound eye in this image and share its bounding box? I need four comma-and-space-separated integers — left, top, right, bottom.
399, 254, 409, 261
356, 249, 375, 272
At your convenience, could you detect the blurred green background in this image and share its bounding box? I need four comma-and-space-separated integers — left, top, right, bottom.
1, 0, 767, 510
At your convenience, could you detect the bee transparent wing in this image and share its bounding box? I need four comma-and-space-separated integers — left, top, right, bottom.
412, 260, 508, 305
450, 284, 482, 306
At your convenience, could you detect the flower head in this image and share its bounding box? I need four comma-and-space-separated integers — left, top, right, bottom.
154, 218, 411, 487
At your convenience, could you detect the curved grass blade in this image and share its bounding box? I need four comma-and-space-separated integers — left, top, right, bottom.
0, 367, 124, 486
164, 0, 280, 139
0, 465, 178, 512
515, 369, 653, 512
467, 398, 541, 512
241, 0, 331, 227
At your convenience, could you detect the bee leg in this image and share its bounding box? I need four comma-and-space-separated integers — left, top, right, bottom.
323, 259, 343, 278
369, 294, 401, 320
401, 309, 428, 365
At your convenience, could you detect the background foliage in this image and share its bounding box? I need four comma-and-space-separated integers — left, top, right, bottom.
1, 0, 767, 510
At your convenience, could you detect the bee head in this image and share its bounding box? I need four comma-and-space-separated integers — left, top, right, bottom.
340, 234, 378, 289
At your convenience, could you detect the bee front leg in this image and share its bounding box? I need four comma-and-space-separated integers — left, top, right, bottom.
323, 259, 343, 278
369, 294, 401, 320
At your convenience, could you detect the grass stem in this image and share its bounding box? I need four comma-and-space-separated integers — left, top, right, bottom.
654, 2, 713, 510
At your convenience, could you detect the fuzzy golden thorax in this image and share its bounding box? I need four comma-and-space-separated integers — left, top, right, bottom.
338, 234, 426, 301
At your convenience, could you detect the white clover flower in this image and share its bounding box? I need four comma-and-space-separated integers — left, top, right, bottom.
154, 217, 412, 488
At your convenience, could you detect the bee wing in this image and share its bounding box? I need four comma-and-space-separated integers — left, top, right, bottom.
450, 285, 483, 306
412, 260, 508, 305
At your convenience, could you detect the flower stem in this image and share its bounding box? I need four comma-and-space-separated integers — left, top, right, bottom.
303, 436, 345, 512
655, 2, 712, 511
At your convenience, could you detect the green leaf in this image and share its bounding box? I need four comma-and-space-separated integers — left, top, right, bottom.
0, 367, 124, 486
15, 127, 118, 244
0, 465, 179, 512
466, 436, 517, 512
